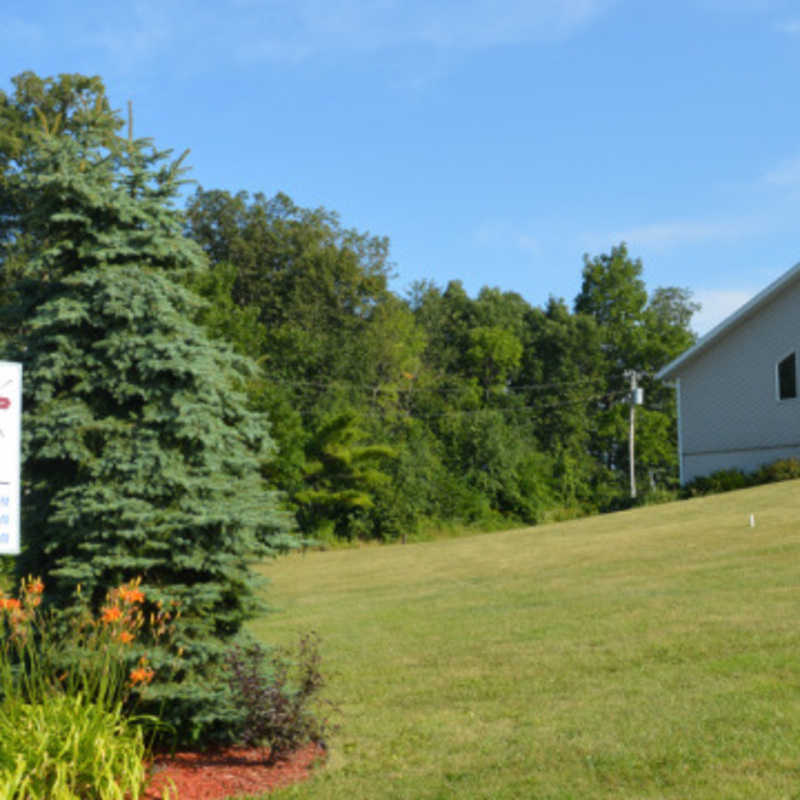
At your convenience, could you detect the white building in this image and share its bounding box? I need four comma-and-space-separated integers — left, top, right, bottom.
657, 262, 800, 484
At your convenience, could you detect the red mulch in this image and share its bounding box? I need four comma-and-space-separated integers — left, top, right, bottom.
142, 743, 326, 800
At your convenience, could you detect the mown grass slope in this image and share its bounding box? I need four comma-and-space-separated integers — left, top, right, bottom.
251, 481, 800, 799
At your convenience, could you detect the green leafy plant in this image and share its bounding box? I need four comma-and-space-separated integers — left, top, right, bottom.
0, 577, 174, 799
0, 692, 151, 800
0, 577, 173, 711
682, 468, 750, 497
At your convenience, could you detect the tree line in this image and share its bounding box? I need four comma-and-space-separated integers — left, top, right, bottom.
0, 71, 699, 551
182, 169, 697, 540
187, 181, 699, 537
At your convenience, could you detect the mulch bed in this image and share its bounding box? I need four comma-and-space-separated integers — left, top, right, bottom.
143, 742, 326, 799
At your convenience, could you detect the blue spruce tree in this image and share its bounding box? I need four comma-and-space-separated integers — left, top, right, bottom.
2, 126, 294, 742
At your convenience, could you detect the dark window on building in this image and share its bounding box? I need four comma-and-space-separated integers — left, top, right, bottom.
778, 353, 797, 400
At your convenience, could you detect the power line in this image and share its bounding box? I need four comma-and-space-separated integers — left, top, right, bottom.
361, 388, 632, 421
258, 373, 609, 397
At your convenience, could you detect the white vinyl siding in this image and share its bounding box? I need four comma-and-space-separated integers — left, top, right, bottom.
676, 278, 800, 483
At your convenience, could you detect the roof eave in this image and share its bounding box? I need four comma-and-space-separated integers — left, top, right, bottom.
656, 260, 800, 381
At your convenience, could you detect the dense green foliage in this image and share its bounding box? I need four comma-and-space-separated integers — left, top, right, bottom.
0, 72, 121, 290
0, 75, 293, 742
2, 69, 700, 551
186, 191, 698, 539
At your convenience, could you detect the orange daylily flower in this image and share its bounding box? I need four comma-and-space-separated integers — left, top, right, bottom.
129, 666, 155, 685
129, 656, 155, 685
101, 605, 122, 623
118, 631, 134, 644
119, 587, 145, 604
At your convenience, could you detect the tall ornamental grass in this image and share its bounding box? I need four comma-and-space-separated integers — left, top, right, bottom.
0, 692, 150, 800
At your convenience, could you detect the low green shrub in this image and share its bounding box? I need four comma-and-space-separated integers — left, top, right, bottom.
683, 468, 750, 497
752, 457, 800, 484
682, 458, 800, 498
635, 488, 680, 507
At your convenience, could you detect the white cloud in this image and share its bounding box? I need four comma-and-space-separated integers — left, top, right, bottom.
11, 0, 615, 71
696, 0, 775, 12
1, 18, 43, 47
75, 2, 174, 70
236, 39, 314, 63
516, 233, 539, 254
237, 0, 616, 62
609, 216, 764, 249
473, 219, 539, 254
776, 18, 800, 33
764, 155, 800, 185
413, 0, 612, 48
691, 288, 759, 336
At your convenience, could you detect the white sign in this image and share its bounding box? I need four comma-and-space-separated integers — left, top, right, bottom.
0, 363, 22, 555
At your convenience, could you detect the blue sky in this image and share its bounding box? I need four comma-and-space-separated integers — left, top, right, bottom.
4, 0, 800, 334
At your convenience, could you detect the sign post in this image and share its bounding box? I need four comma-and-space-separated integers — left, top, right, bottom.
0, 362, 22, 555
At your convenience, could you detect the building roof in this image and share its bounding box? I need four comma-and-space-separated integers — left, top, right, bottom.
657, 261, 800, 381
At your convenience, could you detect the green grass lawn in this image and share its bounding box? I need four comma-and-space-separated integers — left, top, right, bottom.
249, 482, 800, 799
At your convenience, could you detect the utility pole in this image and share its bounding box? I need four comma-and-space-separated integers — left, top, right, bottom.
624, 370, 643, 499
